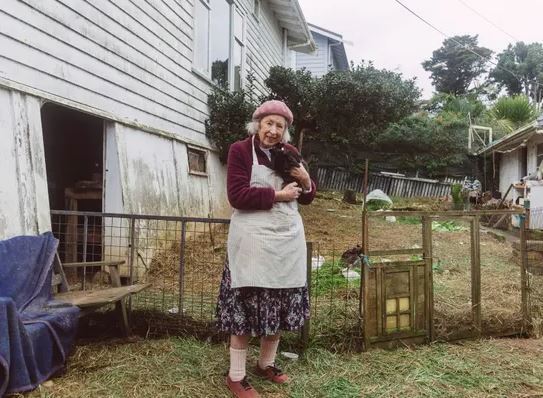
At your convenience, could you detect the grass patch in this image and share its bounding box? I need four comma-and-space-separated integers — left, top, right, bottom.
311, 259, 360, 297
21, 337, 543, 398
397, 215, 422, 225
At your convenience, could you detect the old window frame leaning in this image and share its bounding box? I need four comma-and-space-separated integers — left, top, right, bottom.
187, 145, 208, 176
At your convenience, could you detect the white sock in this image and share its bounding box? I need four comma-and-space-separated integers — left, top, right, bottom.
229, 347, 247, 382
258, 338, 280, 369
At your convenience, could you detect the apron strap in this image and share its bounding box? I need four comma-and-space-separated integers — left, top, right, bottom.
251, 135, 259, 166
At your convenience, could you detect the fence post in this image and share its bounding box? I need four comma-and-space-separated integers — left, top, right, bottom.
422, 216, 434, 342
129, 217, 136, 285
519, 213, 530, 334
470, 216, 482, 337
301, 241, 313, 353
178, 221, 187, 317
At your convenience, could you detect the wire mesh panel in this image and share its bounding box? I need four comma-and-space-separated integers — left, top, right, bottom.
307, 242, 362, 350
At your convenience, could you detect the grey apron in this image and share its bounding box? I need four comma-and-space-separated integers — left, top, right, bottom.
227, 136, 307, 289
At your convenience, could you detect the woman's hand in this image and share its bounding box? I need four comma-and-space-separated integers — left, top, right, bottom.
290, 164, 311, 191
275, 182, 303, 202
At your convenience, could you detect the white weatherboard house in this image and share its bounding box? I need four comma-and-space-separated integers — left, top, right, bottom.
292, 23, 348, 77
479, 116, 543, 228
0, 0, 315, 239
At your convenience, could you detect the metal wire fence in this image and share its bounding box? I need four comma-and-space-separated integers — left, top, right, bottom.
50, 209, 534, 349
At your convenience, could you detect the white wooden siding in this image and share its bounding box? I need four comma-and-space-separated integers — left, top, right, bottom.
499, 151, 521, 202
0, 89, 51, 238
0, 0, 291, 239
295, 32, 329, 77
0, 0, 286, 143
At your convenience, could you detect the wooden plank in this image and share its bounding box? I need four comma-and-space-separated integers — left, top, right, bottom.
422, 216, 434, 341
362, 260, 370, 351
55, 283, 151, 307
301, 242, 313, 352
369, 209, 523, 217
368, 248, 423, 256
519, 216, 530, 330
62, 260, 125, 268
470, 217, 482, 337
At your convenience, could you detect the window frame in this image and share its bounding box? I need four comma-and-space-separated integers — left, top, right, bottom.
192, 0, 245, 91
187, 145, 209, 177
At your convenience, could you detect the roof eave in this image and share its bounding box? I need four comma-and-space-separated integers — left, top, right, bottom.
477, 121, 540, 156
268, 0, 316, 53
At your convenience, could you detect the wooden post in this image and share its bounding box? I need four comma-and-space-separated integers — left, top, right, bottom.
421, 216, 434, 342
361, 257, 370, 351
519, 214, 530, 333
361, 159, 369, 254
301, 241, 313, 353
470, 216, 482, 337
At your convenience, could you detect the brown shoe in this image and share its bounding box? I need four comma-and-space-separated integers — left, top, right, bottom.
254, 363, 289, 384
226, 376, 261, 398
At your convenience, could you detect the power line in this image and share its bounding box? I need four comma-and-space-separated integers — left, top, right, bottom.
454, 0, 519, 43
392, 0, 539, 92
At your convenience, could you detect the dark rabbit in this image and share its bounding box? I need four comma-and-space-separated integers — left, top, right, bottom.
269, 145, 308, 186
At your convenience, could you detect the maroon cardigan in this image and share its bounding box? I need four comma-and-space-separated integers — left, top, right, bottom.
227, 136, 317, 210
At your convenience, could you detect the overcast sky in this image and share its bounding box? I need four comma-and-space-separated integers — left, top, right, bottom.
297, 0, 542, 98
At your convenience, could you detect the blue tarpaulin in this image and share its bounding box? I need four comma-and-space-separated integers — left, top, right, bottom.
0, 232, 79, 396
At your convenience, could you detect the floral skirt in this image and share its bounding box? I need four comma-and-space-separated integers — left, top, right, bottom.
216, 261, 310, 336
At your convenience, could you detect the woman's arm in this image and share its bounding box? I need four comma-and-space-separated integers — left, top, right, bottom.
227, 142, 276, 210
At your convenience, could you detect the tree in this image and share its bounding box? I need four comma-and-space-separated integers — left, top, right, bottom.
265, 63, 420, 169
205, 83, 256, 163
422, 35, 492, 95
487, 95, 538, 133
312, 62, 420, 169
490, 42, 543, 107
375, 112, 469, 176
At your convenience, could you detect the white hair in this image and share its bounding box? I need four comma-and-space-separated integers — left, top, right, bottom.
246, 119, 291, 143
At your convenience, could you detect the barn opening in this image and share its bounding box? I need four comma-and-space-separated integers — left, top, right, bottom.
41, 103, 104, 262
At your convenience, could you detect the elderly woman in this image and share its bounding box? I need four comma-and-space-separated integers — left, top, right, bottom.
216, 100, 316, 398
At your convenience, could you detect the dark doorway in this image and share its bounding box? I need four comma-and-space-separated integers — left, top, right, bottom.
42, 103, 104, 263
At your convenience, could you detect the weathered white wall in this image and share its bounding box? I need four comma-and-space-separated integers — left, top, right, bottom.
295, 32, 329, 77
107, 123, 229, 218
0, 88, 50, 238
499, 150, 522, 202
0, 0, 289, 228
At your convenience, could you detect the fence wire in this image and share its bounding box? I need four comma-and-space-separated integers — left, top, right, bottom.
51, 209, 533, 349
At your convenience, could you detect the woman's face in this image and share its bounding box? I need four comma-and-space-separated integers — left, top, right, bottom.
257, 115, 287, 149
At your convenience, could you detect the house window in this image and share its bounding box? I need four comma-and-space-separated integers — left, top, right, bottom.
233, 9, 245, 91
193, 0, 245, 90
187, 146, 207, 175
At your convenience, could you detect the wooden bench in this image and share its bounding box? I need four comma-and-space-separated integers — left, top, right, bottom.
51, 255, 151, 336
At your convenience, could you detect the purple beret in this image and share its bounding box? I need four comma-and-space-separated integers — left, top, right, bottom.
252, 100, 294, 126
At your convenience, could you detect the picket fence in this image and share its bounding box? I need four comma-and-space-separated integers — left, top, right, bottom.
316, 167, 463, 198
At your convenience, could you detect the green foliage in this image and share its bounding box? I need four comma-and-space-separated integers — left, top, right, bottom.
204, 83, 256, 163
398, 216, 422, 225
490, 42, 543, 105
451, 183, 463, 210
316, 63, 420, 151
432, 220, 468, 232
422, 35, 493, 95
366, 199, 391, 211
311, 259, 360, 296
375, 111, 468, 176
265, 63, 420, 170
424, 93, 485, 119
488, 95, 538, 132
